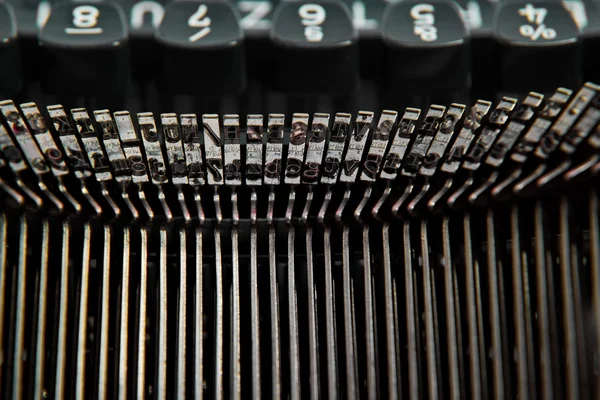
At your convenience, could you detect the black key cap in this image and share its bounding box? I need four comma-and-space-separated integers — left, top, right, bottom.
156, 1, 246, 95
270, 0, 358, 94
0, 2, 22, 96
340, 0, 386, 80
455, 0, 497, 93
237, 0, 276, 34
493, 1, 581, 93
581, 1, 600, 83
382, 0, 469, 92
235, 0, 276, 82
38, 2, 129, 97
7, 0, 49, 80
127, 0, 166, 81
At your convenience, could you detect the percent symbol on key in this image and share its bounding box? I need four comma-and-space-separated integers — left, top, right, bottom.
517, 3, 556, 41
519, 23, 556, 40
188, 4, 212, 42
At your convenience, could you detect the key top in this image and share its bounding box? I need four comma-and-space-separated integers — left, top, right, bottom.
382, 0, 469, 92
459, 0, 497, 93
493, 1, 581, 92
7, 0, 49, 81
454, 0, 494, 36
127, 0, 166, 81
270, 0, 358, 93
156, 1, 246, 95
0, 2, 22, 97
39, 2, 129, 97
582, 2, 600, 83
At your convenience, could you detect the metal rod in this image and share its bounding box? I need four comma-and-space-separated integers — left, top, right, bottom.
138, 186, 155, 221
231, 192, 242, 400
431, 260, 443, 398
214, 223, 224, 400
559, 195, 580, 399
589, 190, 600, 400
354, 186, 371, 220
342, 225, 358, 399
0, 215, 6, 391
118, 227, 131, 399
420, 220, 439, 399
569, 206, 588, 398
441, 217, 460, 399
486, 210, 505, 399
391, 183, 414, 216
179, 187, 192, 225
250, 190, 261, 399
39, 180, 64, 213
452, 248, 466, 398
33, 220, 50, 399
98, 225, 112, 400
55, 222, 73, 399
427, 177, 453, 211
510, 205, 529, 399
122, 183, 140, 221
317, 189, 332, 224
194, 227, 204, 400
136, 228, 149, 399
407, 182, 430, 215
382, 223, 399, 400
101, 182, 120, 218
462, 214, 482, 399
305, 225, 319, 400
177, 228, 188, 398
521, 236, 537, 399
268, 225, 281, 399
403, 220, 419, 399
82, 179, 103, 216
286, 188, 295, 224
158, 186, 173, 223
324, 226, 338, 399
75, 223, 92, 400
157, 228, 168, 400
15, 177, 43, 209
335, 186, 351, 223
0, 177, 24, 206
11, 217, 27, 400
288, 225, 301, 400
371, 184, 391, 220
534, 200, 554, 400
361, 225, 376, 399
302, 188, 313, 222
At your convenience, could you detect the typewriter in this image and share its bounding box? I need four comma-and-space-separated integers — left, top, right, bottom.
1, 0, 600, 397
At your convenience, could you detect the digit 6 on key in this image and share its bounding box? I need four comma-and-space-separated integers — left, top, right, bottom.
299, 4, 326, 42
270, 0, 359, 93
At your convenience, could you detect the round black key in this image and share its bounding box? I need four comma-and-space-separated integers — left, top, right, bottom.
382, 0, 469, 92
493, 1, 581, 92
39, 2, 129, 97
7, 0, 46, 80
270, 0, 358, 94
126, 0, 167, 81
582, 2, 600, 84
0, 2, 22, 97
156, 1, 246, 95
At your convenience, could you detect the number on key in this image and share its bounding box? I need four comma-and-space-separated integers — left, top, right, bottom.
156, 1, 246, 95
39, 2, 129, 98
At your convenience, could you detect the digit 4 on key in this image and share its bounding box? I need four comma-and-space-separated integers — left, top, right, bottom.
493, 1, 581, 92
518, 3, 556, 41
